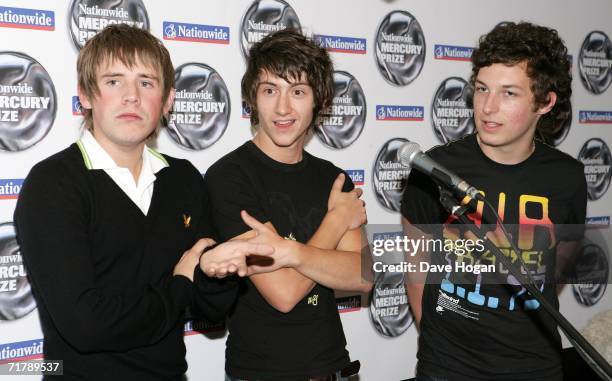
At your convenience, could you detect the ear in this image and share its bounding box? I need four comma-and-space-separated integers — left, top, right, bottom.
77, 86, 92, 110
536, 91, 557, 115
163, 88, 176, 115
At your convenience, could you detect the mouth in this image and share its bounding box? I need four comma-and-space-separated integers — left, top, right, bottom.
117, 113, 142, 121
480, 120, 502, 130
273, 119, 296, 129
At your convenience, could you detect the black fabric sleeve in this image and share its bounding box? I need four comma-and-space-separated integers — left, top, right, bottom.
204, 160, 268, 241
14, 162, 192, 353
559, 163, 588, 241
186, 162, 239, 322
400, 168, 446, 228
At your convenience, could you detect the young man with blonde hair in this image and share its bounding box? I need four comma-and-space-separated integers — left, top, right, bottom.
15, 24, 273, 380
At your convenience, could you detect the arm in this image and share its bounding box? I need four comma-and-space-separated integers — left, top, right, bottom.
15, 164, 193, 353
243, 211, 372, 293
401, 217, 430, 328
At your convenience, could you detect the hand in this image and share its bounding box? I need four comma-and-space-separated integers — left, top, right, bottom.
327, 173, 367, 230
199, 239, 275, 278
240, 210, 299, 275
174, 238, 216, 282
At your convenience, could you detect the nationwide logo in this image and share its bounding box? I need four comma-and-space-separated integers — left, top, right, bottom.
336, 295, 361, 313
183, 320, 224, 336
314, 34, 366, 54
579, 110, 612, 124
0, 179, 23, 199
586, 216, 610, 228
346, 169, 364, 186
376, 105, 424, 121
163, 21, 229, 44
0, 6, 54, 31
433, 44, 473, 61
72, 96, 83, 116
0, 339, 43, 364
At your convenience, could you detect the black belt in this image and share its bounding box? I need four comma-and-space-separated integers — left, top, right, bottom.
308, 360, 361, 381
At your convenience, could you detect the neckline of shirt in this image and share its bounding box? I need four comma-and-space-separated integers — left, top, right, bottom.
245, 140, 310, 173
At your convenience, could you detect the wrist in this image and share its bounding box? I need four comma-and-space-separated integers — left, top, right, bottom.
287, 241, 304, 268
198, 243, 219, 267
325, 208, 350, 232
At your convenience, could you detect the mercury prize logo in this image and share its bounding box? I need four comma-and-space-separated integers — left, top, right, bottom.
68, 0, 150, 49
239, 0, 301, 57
0, 52, 56, 151
167, 63, 231, 150
315, 71, 366, 149
578, 31, 612, 94
374, 10, 426, 86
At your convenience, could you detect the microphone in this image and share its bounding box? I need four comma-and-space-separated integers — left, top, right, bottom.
397, 142, 484, 201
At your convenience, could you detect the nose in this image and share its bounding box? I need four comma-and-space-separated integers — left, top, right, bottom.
275, 90, 291, 115
481, 92, 499, 115
122, 80, 140, 105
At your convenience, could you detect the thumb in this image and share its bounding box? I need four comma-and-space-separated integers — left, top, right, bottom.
331, 173, 345, 193
241, 210, 267, 233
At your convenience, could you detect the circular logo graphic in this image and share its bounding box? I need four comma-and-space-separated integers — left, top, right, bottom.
0, 52, 56, 152
239, 0, 301, 57
315, 71, 366, 149
69, 0, 150, 50
370, 271, 412, 337
374, 10, 426, 86
431, 77, 474, 143
0, 223, 36, 320
578, 31, 612, 94
167, 63, 230, 150
548, 104, 571, 147
578, 138, 612, 200
571, 244, 608, 306
372, 138, 411, 211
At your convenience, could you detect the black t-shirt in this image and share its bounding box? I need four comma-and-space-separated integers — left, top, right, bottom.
401, 134, 587, 381
205, 141, 352, 380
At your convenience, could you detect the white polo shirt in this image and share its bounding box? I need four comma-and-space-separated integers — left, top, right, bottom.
76, 130, 168, 215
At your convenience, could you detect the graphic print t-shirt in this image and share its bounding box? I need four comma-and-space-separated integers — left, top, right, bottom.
400, 134, 587, 381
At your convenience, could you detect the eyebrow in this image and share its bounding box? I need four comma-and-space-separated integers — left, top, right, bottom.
258, 81, 310, 87
475, 79, 522, 90
100, 72, 159, 81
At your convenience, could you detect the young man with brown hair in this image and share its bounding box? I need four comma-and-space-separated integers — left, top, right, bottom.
401, 22, 587, 381
14, 24, 274, 380
205, 29, 370, 380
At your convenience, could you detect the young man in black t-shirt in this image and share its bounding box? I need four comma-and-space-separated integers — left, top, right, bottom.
401, 22, 587, 381
205, 29, 371, 380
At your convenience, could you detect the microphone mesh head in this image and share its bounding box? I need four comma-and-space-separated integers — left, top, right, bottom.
397, 142, 421, 166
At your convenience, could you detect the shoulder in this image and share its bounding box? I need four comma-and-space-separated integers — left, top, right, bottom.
205, 143, 251, 181
26, 144, 87, 186
158, 151, 201, 179
304, 151, 354, 190
426, 134, 476, 162
536, 140, 584, 174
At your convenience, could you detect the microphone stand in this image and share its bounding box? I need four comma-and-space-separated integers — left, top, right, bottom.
437, 189, 612, 381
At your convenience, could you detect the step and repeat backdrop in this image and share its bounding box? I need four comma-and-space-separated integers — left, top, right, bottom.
0, 0, 611, 379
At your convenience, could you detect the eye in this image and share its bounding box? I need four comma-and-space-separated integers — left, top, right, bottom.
475, 85, 488, 93
106, 79, 119, 86
141, 80, 154, 88
293, 88, 305, 96
504, 90, 516, 97
261, 87, 275, 95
